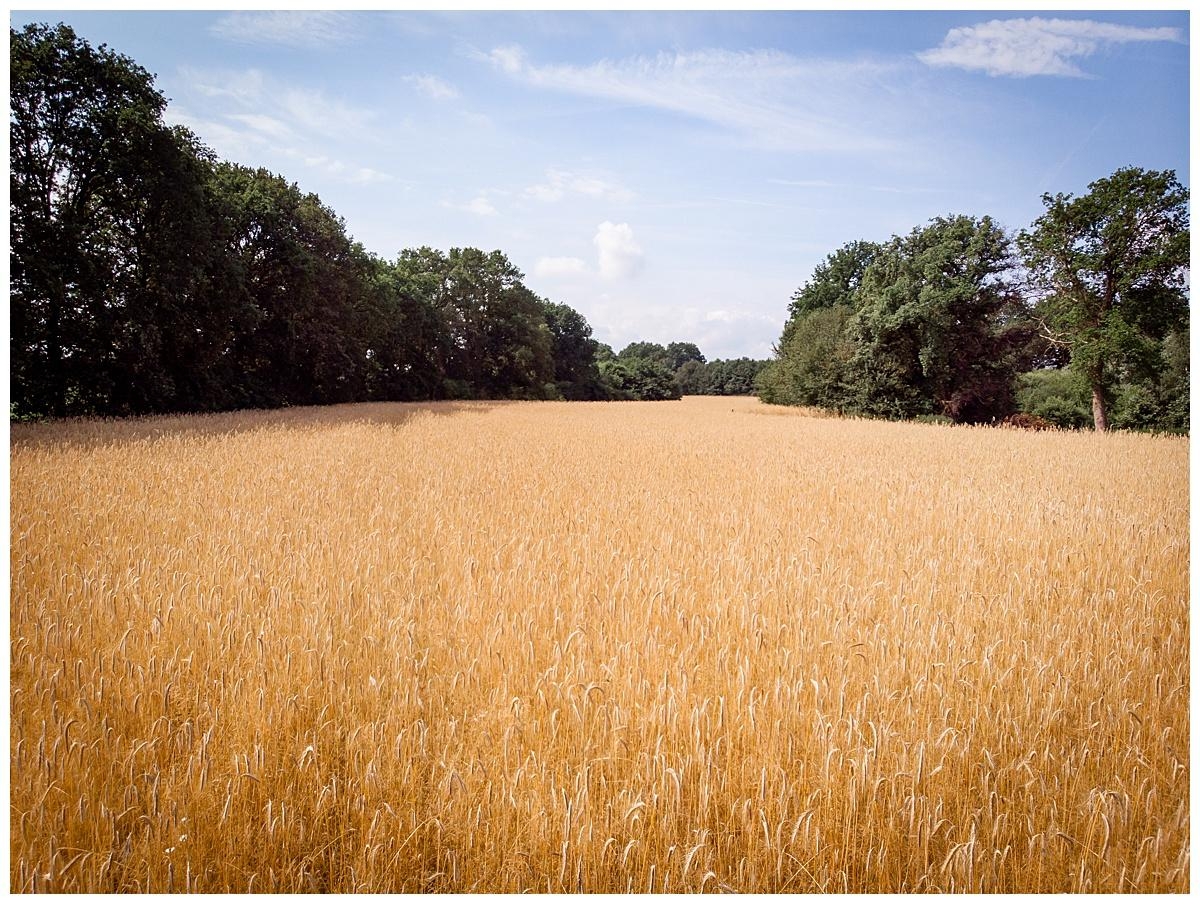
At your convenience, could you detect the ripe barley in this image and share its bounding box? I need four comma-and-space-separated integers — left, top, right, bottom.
9, 397, 1188, 892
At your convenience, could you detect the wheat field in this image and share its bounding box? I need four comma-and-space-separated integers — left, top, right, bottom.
9, 396, 1189, 892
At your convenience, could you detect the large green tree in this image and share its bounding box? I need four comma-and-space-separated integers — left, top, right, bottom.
10, 22, 240, 416
212, 164, 373, 408
394, 247, 557, 399
847, 215, 1031, 423
759, 240, 878, 409
540, 300, 610, 399
1019, 167, 1190, 431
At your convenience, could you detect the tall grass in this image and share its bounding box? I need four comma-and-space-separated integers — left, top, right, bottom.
10, 397, 1188, 892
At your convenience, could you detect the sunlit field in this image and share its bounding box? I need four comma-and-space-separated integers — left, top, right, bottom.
10, 396, 1189, 892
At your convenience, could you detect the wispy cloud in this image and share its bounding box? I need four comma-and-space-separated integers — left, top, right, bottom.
168, 67, 390, 185
210, 11, 359, 49
405, 74, 460, 101
534, 256, 590, 279
183, 67, 375, 139
594, 221, 644, 280
228, 112, 295, 142
488, 45, 526, 75
187, 66, 265, 104
442, 196, 498, 216
769, 178, 946, 196
484, 45, 904, 153
918, 17, 1182, 78
526, 168, 634, 203
292, 153, 396, 185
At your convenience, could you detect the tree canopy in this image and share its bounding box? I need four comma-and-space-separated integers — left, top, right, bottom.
1018, 167, 1189, 431
11, 22, 686, 416
761, 218, 1034, 423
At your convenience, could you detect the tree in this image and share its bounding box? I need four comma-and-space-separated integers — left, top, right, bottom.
394, 247, 557, 399
599, 357, 680, 400
761, 240, 879, 409
674, 358, 706, 395
540, 300, 610, 399
357, 250, 445, 402
788, 240, 880, 318
617, 341, 673, 370
846, 215, 1031, 423
1019, 167, 1189, 431
212, 164, 372, 408
759, 305, 856, 408
10, 22, 241, 416
665, 341, 705, 371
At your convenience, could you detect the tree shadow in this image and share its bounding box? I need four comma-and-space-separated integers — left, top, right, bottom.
9, 399, 514, 450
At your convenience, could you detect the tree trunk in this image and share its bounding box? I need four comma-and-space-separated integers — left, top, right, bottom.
1091, 384, 1108, 432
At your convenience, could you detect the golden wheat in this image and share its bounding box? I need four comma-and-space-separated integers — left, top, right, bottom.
9, 396, 1189, 892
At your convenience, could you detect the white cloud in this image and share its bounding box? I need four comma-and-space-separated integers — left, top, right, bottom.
278, 88, 374, 140
185, 66, 265, 104
210, 11, 358, 49
769, 177, 946, 196
485, 45, 903, 153
227, 113, 295, 142
181, 68, 375, 139
489, 45, 526, 74
590, 301, 782, 361
168, 68, 391, 185
918, 17, 1182, 78
277, 149, 395, 185
349, 167, 395, 185
526, 168, 634, 203
534, 256, 590, 278
468, 196, 497, 216
594, 222, 644, 280
405, 74, 460, 101
450, 196, 498, 216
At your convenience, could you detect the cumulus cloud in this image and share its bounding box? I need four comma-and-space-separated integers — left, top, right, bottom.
405, 74, 460, 101
534, 256, 590, 278
526, 169, 634, 203
594, 222, 644, 280
918, 17, 1182, 78
210, 11, 358, 49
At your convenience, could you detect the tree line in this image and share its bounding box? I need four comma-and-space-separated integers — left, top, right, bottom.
758, 169, 1189, 433
12, 24, 1186, 431
11, 23, 758, 420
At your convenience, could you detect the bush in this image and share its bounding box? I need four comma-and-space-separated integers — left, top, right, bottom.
1016, 369, 1091, 429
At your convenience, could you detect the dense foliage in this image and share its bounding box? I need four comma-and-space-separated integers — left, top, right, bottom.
762, 176, 1189, 432
1019, 167, 1190, 431
761, 217, 1035, 423
8, 23, 688, 418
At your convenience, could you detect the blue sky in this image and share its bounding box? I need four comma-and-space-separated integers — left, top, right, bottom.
10, 9, 1189, 359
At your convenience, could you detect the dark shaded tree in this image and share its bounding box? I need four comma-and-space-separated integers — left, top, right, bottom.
665, 341, 705, 371
10, 22, 244, 416
540, 300, 612, 399
617, 341, 673, 370
393, 247, 557, 399
787, 239, 880, 318
599, 357, 681, 400
212, 164, 371, 408
845, 215, 1032, 423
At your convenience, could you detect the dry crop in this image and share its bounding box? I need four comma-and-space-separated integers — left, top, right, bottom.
9, 396, 1189, 892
